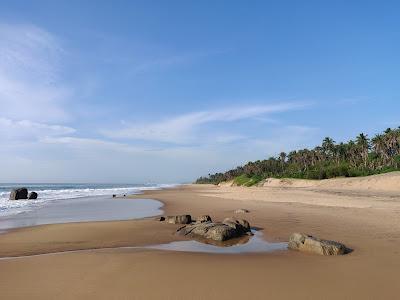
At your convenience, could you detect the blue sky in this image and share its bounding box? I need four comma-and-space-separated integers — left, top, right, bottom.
0, 1, 399, 183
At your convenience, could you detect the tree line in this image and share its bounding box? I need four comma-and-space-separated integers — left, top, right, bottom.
196, 127, 400, 185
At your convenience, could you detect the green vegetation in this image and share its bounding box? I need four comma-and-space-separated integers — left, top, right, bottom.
196, 127, 400, 185
233, 174, 263, 186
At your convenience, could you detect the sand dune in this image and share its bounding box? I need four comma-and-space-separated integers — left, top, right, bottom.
212, 172, 400, 209
263, 172, 400, 192
221, 172, 400, 192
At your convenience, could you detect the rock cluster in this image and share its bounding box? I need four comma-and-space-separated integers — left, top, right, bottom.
9, 188, 39, 200
177, 217, 252, 242
159, 214, 349, 255
288, 233, 347, 255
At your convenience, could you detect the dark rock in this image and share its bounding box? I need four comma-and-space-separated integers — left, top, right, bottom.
28, 192, 38, 199
9, 188, 28, 200
112, 194, 116, 198
177, 218, 252, 242
165, 215, 192, 224
288, 233, 347, 255
156, 216, 166, 221
223, 217, 251, 234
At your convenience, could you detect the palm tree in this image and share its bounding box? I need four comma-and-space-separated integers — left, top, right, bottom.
372, 134, 386, 167
322, 137, 336, 160
279, 152, 287, 170
197, 126, 400, 184
356, 133, 370, 167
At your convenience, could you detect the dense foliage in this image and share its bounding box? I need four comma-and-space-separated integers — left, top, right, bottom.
196, 127, 400, 185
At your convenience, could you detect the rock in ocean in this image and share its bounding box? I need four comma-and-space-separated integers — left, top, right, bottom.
28, 192, 38, 199
9, 188, 28, 200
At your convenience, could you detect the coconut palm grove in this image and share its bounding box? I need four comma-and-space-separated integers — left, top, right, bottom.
196, 127, 400, 185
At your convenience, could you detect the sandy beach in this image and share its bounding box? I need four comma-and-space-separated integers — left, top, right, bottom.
1, 174, 400, 299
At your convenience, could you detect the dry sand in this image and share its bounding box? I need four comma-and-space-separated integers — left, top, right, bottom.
1, 173, 400, 299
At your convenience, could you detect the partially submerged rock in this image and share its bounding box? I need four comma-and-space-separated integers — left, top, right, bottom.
234, 208, 249, 214
165, 215, 192, 224
196, 215, 212, 223
28, 192, 38, 199
9, 188, 28, 200
177, 218, 252, 242
288, 233, 347, 255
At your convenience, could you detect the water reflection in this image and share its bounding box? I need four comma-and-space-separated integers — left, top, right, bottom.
146, 230, 287, 254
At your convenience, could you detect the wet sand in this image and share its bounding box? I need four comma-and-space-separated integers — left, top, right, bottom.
0, 183, 400, 299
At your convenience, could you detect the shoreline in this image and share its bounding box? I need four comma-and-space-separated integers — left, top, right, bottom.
0, 183, 399, 299
0, 183, 176, 219
0, 195, 164, 233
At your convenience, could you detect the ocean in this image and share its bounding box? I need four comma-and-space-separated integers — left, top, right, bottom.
0, 183, 175, 217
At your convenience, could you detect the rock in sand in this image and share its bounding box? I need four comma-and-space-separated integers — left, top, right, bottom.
288, 232, 347, 255
165, 215, 192, 224
196, 215, 212, 223
177, 218, 252, 242
234, 208, 250, 214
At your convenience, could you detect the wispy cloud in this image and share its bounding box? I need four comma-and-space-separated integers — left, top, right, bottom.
0, 22, 70, 122
102, 102, 307, 144
0, 118, 75, 140
40, 136, 146, 153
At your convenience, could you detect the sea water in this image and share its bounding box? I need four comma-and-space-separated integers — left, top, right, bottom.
0, 183, 174, 231
0, 183, 173, 217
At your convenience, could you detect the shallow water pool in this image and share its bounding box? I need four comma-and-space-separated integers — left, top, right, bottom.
145, 230, 288, 254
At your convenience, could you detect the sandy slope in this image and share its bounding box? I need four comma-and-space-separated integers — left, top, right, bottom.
221, 171, 400, 191
213, 172, 400, 208
0, 177, 400, 299
261, 171, 400, 192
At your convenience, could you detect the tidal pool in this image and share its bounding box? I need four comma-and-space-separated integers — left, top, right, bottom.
145, 230, 288, 254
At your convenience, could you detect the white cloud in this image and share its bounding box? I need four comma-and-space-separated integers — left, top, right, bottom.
0, 23, 70, 122
102, 102, 306, 143
0, 22, 319, 183
40, 136, 145, 153
0, 122, 318, 183
0, 118, 75, 140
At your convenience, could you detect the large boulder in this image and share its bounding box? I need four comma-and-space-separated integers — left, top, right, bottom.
177, 218, 252, 242
288, 233, 347, 255
165, 215, 192, 224
28, 192, 38, 199
9, 188, 28, 200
